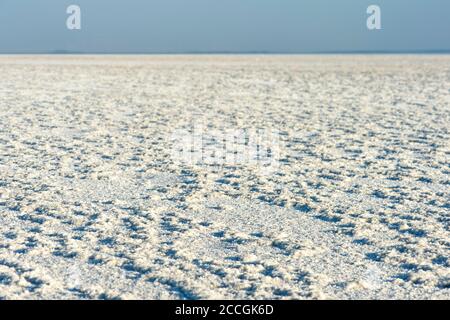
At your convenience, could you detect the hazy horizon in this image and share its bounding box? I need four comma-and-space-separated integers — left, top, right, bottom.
0, 0, 449, 54
3, 49, 450, 55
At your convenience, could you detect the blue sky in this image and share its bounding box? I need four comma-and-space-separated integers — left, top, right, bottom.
0, 0, 449, 53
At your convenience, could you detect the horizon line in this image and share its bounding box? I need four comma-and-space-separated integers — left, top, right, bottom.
1, 49, 450, 55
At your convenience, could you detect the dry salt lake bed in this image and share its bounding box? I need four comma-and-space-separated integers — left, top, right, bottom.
0, 55, 449, 299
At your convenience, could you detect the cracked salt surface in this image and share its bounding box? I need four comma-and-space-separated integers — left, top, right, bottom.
0, 55, 449, 299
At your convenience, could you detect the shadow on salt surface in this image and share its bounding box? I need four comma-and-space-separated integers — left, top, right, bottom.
163, 194, 405, 299
0, 170, 184, 299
